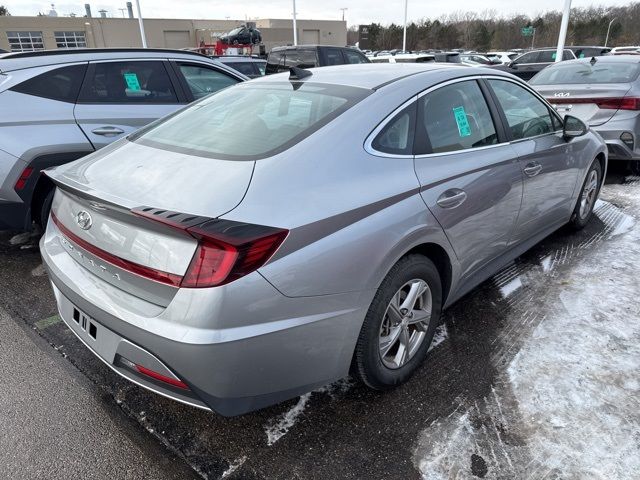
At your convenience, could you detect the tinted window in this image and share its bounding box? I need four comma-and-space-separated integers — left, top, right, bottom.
224, 61, 258, 77
489, 79, 554, 140
11, 64, 86, 102
266, 51, 285, 74
514, 52, 539, 65
531, 61, 640, 85
372, 103, 416, 155
179, 64, 239, 99
344, 49, 369, 64
325, 48, 344, 66
134, 83, 369, 160
537, 49, 573, 63
417, 81, 497, 154
79, 61, 178, 103
295, 50, 318, 67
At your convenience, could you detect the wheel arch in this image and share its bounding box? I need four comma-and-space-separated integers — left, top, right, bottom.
401, 242, 454, 307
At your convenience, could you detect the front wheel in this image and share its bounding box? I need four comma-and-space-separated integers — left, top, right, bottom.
353, 255, 442, 390
569, 159, 602, 230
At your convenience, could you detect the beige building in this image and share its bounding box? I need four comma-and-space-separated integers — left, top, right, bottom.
0, 16, 347, 53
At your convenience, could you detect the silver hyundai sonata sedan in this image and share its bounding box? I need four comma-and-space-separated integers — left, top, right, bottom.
40, 64, 607, 416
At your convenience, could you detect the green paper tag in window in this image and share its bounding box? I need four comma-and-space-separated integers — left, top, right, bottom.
452, 106, 471, 137
123, 72, 141, 91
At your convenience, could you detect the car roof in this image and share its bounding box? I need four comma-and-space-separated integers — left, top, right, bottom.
249, 63, 491, 90
0, 48, 211, 72
544, 55, 640, 66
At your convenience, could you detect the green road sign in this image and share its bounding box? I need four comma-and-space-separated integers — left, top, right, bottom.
521, 26, 535, 37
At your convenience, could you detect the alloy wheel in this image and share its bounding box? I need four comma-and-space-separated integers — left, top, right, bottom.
579, 170, 599, 219
378, 279, 432, 369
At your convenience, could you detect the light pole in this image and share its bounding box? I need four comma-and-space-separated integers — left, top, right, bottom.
340, 7, 348, 22
292, 0, 298, 46
134, 0, 147, 48
555, 0, 571, 62
402, 0, 408, 52
604, 17, 617, 47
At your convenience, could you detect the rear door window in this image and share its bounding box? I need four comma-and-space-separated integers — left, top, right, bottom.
78, 61, 178, 103
416, 80, 498, 154
11, 64, 86, 103
324, 48, 345, 66
514, 51, 539, 65
488, 79, 555, 140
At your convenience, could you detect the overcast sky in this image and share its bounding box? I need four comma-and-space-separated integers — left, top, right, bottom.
3, 1, 632, 25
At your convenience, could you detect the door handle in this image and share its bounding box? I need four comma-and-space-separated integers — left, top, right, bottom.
523, 162, 543, 177
436, 189, 467, 209
91, 126, 125, 137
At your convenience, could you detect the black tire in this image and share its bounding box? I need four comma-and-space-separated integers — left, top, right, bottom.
39, 188, 55, 229
353, 254, 442, 390
569, 159, 602, 230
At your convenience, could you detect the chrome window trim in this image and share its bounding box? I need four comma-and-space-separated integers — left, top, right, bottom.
365, 74, 567, 159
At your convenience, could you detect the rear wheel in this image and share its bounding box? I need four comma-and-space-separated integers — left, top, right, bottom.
569, 159, 602, 230
353, 255, 442, 390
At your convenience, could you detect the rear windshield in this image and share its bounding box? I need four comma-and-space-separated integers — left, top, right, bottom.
132, 82, 369, 160
531, 61, 640, 85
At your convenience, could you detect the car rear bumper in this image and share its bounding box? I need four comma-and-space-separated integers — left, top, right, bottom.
593, 112, 640, 160
40, 225, 371, 416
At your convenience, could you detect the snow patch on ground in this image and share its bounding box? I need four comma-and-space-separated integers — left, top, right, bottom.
221, 456, 247, 478
265, 393, 311, 446
9, 232, 32, 245
429, 324, 448, 351
414, 187, 640, 479
264, 377, 354, 446
31, 263, 46, 277
499, 276, 522, 298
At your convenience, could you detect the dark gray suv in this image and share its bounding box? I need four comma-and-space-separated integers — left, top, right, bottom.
0, 48, 246, 231
266, 45, 369, 74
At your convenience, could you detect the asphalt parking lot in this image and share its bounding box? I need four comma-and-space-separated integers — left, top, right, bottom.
1, 166, 639, 480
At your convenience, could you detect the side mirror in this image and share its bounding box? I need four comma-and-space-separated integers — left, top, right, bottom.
563, 115, 588, 139
508, 61, 517, 69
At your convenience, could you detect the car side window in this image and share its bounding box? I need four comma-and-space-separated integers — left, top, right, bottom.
78, 61, 178, 104
344, 49, 368, 64
488, 79, 554, 140
325, 48, 344, 66
416, 80, 498, 154
266, 51, 284, 74
11, 64, 87, 103
371, 102, 416, 155
513, 51, 538, 65
178, 64, 239, 100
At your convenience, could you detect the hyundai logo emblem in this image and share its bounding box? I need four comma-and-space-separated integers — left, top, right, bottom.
76, 211, 92, 230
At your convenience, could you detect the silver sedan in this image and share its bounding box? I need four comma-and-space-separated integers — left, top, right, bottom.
41, 64, 607, 415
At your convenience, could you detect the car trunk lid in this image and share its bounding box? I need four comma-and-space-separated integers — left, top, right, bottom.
536, 83, 633, 126
46, 140, 255, 306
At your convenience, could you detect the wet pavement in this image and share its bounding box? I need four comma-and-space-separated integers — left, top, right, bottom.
1, 166, 638, 479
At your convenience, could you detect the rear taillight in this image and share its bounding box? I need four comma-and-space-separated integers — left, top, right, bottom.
14, 166, 34, 191
548, 96, 640, 110
134, 208, 288, 288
